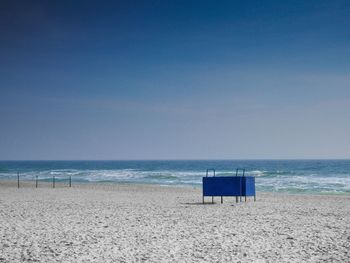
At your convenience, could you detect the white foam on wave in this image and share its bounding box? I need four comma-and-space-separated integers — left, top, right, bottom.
257, 173, 350, 192
247, 170, 266, 176
73, 169, 205, 183
2, 167, 350, 192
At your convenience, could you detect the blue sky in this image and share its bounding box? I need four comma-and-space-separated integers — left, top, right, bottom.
0, 0, 349, 159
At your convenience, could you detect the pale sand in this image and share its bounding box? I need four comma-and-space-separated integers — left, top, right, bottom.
0, 181, 349, 262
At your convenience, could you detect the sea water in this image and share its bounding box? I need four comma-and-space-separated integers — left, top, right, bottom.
0, 160, 349, 195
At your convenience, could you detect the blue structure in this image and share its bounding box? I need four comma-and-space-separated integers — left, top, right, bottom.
202, 168, 256, 204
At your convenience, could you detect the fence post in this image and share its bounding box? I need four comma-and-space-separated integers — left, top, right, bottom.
36, 175, 38, 188
17, 171, 19, 189
53, 176, 55, 188
69, 176, 71, 187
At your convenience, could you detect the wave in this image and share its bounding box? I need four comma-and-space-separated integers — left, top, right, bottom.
1, 160, 350, 194
247, 170, 266, 176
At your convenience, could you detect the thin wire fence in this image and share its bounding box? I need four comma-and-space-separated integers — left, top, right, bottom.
15, 172, 72, 188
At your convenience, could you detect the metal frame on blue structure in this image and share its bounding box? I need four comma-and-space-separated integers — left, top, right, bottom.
202, 168, 256, 204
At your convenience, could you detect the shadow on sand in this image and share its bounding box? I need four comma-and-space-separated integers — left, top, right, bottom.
181, 202, 217, 205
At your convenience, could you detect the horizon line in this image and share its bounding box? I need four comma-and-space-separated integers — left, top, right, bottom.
1, 158, 350, 162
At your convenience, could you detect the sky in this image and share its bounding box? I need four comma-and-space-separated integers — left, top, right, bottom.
0, 0, 350, 160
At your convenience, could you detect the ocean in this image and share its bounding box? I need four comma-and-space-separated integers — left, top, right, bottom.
0, 160, 349, 195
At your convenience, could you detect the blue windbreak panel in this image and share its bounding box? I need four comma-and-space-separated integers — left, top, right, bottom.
203, 176, 242, 196
243, 177, 255, 196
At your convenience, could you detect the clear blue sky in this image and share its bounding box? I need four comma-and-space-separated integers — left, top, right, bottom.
1, 0, 349, 160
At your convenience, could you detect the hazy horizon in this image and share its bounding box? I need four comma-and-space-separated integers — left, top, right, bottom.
1, 0, 350, 160
1, 158, 350, 162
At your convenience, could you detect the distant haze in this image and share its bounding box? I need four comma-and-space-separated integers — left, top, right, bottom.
1, 0, 350, 160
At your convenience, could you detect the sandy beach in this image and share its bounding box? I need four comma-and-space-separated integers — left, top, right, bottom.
0, 181, 349, 262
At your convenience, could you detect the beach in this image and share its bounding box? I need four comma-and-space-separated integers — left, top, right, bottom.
0, 181, 349, 262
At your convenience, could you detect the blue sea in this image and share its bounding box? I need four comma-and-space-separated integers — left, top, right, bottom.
0, 160, 350, 195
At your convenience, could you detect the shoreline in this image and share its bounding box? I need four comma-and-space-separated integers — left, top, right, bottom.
1, 178, 350, 197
